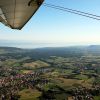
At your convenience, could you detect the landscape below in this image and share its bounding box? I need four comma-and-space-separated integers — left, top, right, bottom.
0, 45, 100, 100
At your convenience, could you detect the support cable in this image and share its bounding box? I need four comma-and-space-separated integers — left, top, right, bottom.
43, 3, 100, 20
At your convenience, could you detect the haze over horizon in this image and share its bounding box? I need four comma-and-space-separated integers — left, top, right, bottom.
0, 40, 100, 49
0, 0, 100, 48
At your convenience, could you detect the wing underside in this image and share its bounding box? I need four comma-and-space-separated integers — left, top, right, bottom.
0, 0, 44, 29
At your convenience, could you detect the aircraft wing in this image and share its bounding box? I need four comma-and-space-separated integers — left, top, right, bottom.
0, 0, 44, 29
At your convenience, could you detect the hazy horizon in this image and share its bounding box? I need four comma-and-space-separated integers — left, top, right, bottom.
0, 40, 100, 49
0, 0, 100, 47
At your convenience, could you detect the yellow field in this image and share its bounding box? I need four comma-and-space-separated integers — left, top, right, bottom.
19, 89, 41, 100
55, 78, 92, 88
23, 60, 50, 69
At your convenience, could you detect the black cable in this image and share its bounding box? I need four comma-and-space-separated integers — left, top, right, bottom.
43, 3, 100, 20
44, 3, 100, 18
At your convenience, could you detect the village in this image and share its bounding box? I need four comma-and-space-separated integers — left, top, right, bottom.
0, 47, 100, 100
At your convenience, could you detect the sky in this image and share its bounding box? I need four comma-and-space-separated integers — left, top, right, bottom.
0, 0, 100, 48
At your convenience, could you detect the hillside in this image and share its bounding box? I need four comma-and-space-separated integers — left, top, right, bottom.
0, 45, 100, 57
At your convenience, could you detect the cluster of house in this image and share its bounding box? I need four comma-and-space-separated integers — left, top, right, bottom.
70, 85, 100, 100
0, 72, 49, 100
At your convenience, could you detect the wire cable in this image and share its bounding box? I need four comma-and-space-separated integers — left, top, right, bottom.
43, 3, 100, 21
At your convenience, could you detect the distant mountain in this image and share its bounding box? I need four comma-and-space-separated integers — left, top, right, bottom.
0, 47, 21, 50
0, 47, 23, 54
24, 45, 100, 58
87, 45, 100, 51
0, 45, 100, 57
